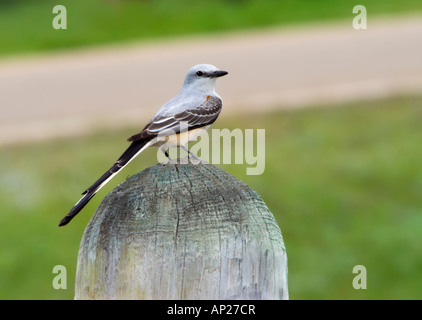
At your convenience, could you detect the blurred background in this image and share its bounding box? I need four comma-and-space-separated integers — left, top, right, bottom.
0, 0, 421, 299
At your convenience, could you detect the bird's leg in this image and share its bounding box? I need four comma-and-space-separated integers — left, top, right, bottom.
181, 145, 200, 162
160, 146, 172, 160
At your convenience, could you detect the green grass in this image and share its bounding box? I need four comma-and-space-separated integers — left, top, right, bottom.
0, 0, 421, 57
1, 95, 422, 299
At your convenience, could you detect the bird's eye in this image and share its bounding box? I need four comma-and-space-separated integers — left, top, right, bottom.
196, 71, 203, 76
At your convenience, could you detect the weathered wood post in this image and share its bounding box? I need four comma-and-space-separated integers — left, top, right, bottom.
75, 161, 288, 299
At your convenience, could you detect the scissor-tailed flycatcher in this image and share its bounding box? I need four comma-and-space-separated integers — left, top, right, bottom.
59, 64, 228, 226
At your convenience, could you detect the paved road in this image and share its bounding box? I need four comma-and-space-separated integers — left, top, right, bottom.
1, 17, 421, 146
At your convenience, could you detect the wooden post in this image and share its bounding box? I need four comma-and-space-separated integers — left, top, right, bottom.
75, 161, 288, 300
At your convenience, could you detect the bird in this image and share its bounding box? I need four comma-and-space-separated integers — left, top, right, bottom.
59, 64, 228, 226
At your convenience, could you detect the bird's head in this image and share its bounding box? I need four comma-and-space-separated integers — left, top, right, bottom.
183, 64, 228, 93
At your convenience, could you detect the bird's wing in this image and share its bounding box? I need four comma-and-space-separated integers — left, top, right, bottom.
127, 96, 222, 142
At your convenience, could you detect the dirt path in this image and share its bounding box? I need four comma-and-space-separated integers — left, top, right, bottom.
1, 16, 421, 146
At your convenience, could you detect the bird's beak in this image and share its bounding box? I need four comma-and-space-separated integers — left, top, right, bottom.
211, 70, 228, 78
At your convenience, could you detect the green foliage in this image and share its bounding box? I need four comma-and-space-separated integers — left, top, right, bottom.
220, 95, 422, 299
0, 0, 421, 56
1, 95, 421, 299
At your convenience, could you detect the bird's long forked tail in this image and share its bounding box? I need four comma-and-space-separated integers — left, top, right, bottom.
59, 139, 152, 227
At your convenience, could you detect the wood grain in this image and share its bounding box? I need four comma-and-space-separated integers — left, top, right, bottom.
75, 161, 288, 299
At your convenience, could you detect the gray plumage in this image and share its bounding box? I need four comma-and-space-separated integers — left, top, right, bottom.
59, 64, 228, 226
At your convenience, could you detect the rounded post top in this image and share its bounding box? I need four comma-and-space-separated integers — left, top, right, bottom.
76, 162, 288, 300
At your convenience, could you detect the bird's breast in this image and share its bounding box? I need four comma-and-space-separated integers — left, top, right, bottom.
160, 125, 210, 148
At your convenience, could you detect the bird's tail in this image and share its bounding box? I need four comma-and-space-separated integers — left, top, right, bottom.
58, 139, 152, 227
